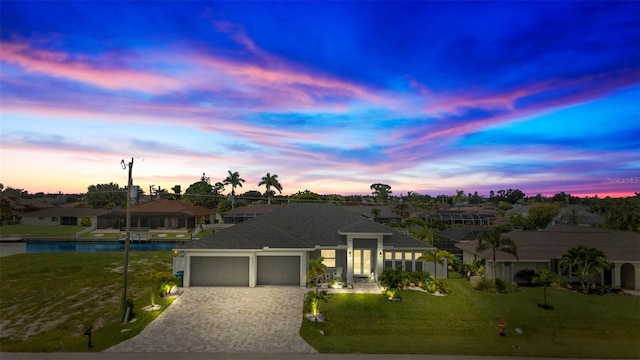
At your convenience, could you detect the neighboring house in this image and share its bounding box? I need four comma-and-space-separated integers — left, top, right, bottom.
342, 205, 403, 225
99, 200, 214, 230
421, 208, 496, 226
175, 203, 436, 287
221, 204, 283, 224
1, 197, 56, 224
20, 207, 111, 226
554, 205, 605, 226
436, 227, 493, 257
455, 224, 640, 290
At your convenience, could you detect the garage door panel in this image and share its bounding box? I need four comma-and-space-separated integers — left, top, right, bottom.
191, 256, 249, 286
257, 256, 300, 285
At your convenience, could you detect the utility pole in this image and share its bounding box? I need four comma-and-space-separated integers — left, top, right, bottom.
121, 158, 134, 323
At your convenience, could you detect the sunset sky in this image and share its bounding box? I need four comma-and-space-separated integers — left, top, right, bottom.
1, 1, 639, 198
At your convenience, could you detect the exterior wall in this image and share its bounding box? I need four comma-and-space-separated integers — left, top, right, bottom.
21, 216, 61, 226
383, 250, 447, 278
21, 215, 98, 226
614, 262, 640, 290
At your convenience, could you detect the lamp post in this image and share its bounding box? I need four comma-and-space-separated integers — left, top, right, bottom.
121, 158, 133, 323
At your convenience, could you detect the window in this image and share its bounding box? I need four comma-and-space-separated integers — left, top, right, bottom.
321, 249, 336, 267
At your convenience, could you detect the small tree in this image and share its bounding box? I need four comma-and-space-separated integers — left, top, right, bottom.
305, 257, 328, 318
532, 269, 561, 309
307, 256, 327, 294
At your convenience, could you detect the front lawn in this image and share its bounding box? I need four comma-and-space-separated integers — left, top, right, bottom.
0, 251, 177, 352
301, 279, 640, 358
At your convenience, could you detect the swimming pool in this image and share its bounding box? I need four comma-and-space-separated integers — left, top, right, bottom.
25, 240, 183, 253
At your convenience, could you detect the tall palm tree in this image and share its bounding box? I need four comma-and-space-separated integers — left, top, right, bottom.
476, 226, 518, 281
223, 170, 245, 208
258, 173, 283, 204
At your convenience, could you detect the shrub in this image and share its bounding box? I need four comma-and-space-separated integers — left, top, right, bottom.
404, 271, 430, 286
304, 290, 328, 315
80, 217, 91, 227
515, 269, 536, 285
495, 278, 518, 293
379, 267, 404, 290
473, 277, 496, 292
434, 279, 451, 294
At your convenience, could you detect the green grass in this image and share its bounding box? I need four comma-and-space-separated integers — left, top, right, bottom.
0, 251, 177, 352
301, 279, 640, 358
0, 225, 88, 238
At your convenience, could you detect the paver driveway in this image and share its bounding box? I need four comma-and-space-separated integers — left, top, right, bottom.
106, 287, 317, 353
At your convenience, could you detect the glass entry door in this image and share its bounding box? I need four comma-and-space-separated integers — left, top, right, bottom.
353, 249, 371, 277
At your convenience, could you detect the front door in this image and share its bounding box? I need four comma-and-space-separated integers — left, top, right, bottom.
353, 249, 371, 277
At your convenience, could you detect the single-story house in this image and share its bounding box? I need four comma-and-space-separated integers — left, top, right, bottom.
1, 197, 57, 224
99, 200, 215, 230
174, 203, 438, 287
20, 208, 111, 226
436, 226, 493, 257
455, 224, 640, 290
221, 204, 283, 224
342, 205, 403, 225
422, 209, 495, 226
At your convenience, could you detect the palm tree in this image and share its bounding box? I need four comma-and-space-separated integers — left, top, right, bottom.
476, 226, 518, 281
418, 249, 452, 279
370, 183, 392, 205
412, 226, 439, 246
223, 171, 245, 209
454, 190, 466, 210
258, 173, 283, 204
559, 246, 612, 292
307, 256, 327, 294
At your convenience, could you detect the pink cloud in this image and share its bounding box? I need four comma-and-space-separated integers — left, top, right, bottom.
1, 41, 184, 94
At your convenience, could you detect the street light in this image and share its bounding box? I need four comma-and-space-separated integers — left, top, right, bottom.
121, 158, 134, 323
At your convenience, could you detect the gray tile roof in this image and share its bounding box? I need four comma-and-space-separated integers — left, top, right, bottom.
455, 224, 640, 262
20, 208, 112, 217
180, 203, 432, 250
342, 205, 402, 219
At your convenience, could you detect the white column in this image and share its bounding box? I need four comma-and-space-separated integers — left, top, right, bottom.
376, 236, 384, 281
249, 252, 257, 287
346, 236, 354, 284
